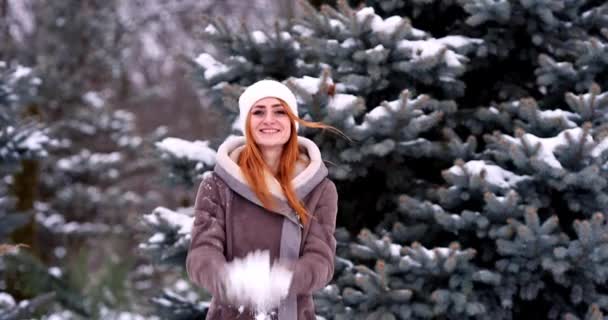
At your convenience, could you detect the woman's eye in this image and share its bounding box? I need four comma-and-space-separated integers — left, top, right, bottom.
275, 110, 286, 115
252, 110, 264, 116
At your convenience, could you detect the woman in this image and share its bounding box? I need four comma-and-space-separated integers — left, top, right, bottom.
186, 79, 339, 320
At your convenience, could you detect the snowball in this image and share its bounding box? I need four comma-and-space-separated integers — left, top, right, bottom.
224, 250, 293, 315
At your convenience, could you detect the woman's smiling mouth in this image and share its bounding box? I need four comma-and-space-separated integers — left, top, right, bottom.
260, 129, 280, 134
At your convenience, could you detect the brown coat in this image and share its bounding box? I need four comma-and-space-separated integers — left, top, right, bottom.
186, 136, 338, 320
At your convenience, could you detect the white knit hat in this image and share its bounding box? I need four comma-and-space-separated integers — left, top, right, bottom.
237, 79, 299, 133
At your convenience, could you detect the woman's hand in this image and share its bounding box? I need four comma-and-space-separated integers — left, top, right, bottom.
209, 268, 229, 302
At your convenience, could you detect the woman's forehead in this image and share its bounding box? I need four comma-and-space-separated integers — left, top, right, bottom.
252, 97, 283, 107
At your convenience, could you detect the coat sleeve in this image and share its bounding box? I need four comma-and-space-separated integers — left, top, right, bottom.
289, 180, 338, 295
186, 174, 228, 297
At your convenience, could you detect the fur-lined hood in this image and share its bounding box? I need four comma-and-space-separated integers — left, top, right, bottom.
213, 135, 328, 227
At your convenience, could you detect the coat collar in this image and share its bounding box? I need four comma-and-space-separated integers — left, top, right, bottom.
214, 135, 328, 227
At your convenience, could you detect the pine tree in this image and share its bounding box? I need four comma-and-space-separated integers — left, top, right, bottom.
143, 0, 608, 318
139, 138, 216, 319
0, 61, 56, 320
0, 62, 47, 242
2, 1, 156, 318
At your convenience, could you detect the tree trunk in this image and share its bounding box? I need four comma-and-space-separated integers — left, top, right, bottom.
0, 0, 10, 60
6, 158, 41, 300
10, 159, 40, 255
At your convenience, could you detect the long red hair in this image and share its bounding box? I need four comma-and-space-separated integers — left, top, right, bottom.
238, 99, 342, 225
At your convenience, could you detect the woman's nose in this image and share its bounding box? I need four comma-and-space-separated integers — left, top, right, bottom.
263, 112, 276, 123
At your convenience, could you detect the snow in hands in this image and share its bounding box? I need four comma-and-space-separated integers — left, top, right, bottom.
224, 250, 293, 318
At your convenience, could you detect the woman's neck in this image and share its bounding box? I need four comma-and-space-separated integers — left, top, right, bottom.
260, 146, 283, 176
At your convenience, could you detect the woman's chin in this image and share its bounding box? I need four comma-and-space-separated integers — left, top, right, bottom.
254, 136, 289, 148
255, 140, 288, 149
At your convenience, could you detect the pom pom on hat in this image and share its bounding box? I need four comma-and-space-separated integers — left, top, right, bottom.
237, 80, 299, 133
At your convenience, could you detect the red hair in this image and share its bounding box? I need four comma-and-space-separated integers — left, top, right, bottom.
238, 100, 342, 225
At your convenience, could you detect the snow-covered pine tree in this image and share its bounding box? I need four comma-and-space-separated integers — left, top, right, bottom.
0, 62, 47, 244
139, 138, 216, 319
0, 61, 56, 320
2, 1, 157, 318
143, 0, 608, 318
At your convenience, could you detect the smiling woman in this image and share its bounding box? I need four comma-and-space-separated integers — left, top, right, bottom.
186, 79, 343, 320
249, 99, 292, 152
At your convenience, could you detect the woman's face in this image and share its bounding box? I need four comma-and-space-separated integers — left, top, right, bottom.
248, 97, 292, 150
